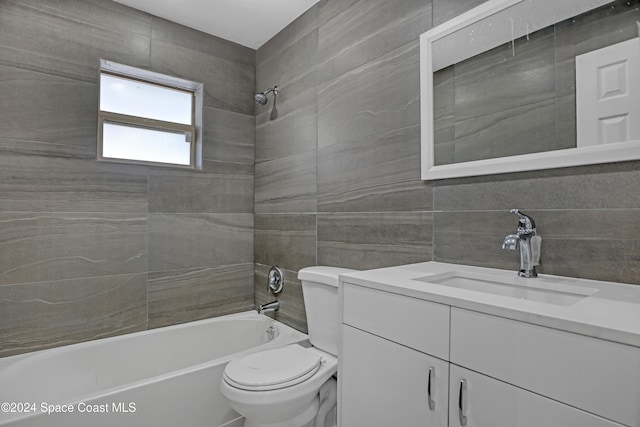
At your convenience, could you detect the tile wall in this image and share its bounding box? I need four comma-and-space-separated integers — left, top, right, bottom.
255, 0, 640, 333
2, 0, 639, 354
0, 0, 255, 357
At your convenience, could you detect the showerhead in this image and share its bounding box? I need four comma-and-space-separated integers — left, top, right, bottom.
255, 85, 279, 120
255, 86, 278, 105
255, 92, 268, 105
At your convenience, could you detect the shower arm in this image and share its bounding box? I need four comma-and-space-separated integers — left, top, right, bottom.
262, 86, 278, 96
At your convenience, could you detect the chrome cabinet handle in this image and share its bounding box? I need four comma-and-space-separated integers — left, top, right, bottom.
458, 379, 468, 426
427, 367, 435, 411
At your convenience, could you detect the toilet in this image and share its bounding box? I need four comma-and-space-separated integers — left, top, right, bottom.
220, 266, 356, 427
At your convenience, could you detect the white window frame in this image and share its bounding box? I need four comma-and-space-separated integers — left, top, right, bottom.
97, 59, 204, 169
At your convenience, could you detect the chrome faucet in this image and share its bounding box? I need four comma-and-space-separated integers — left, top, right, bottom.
258, 300, 280, 314
502, 209, 539, 278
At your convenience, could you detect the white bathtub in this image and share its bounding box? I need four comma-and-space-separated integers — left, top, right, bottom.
0, 311, 308, 427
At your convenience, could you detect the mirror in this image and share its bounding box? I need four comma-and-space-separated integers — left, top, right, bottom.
420, 0, 640, 180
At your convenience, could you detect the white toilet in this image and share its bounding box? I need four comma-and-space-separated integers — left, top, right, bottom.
220, 266, 355, 427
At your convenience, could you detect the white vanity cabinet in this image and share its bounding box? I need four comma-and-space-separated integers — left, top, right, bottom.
341, 325, 449, 426
340, 280, 638, 427
450, 308, 640, 427
340, 283, 450, 426
449, 365, 624, 427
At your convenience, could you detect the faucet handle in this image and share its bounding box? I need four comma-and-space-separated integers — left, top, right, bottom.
510, 209, 536, 231
267, 266, 284, 294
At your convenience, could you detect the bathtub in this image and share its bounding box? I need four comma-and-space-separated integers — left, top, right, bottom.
0, 311, 308, 427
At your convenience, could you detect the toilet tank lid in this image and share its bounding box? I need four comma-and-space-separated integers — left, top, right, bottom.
298, 266, 358, 288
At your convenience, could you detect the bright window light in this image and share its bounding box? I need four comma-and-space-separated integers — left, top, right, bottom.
102, 122, 191, 165
97, 60, 203, 169
100, 74, 193, 125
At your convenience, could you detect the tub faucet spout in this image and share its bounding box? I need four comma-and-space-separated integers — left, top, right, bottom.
502, 209, 539, 278
258, 300, 280, 314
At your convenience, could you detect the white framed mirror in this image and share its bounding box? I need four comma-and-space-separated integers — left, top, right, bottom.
420, 0, 640, 180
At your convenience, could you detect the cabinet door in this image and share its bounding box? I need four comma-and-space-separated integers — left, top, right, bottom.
340, 325, 448, 427
449, 365, 624, 427
450, 308, 640, 426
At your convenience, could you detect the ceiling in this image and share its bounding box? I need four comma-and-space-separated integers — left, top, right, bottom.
113, 0, 320, 50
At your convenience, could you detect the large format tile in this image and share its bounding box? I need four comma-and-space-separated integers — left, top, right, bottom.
556, 94, 577, 150
0, 213, 147, 286
0, 153, 148, 213
534, 210, 640, 284
256, 29, 318, 94
148, 170, 253, 213
317, 212, 432, 270
453, 27, 555, 122
150, 40, 254, 115
255, 214, 316, 272
445, 24, 556, 164
148, 213, 253, 271
0, 0, 258, 358
254, 151, 317, 214
433, 65, 455, 165
317, 124, 431, 212
0, 0, 150, 82
318, 0, 431, 86
0, 65, 97, 151
255, 264, 307, 333
318, 41, 420, 149
255, 71, 318, 162
433, 161, 640, 211
148, 263, 254, 329
453, 99, 557, 163
202, 107, 255, 165
0, 273, 147, 357
433, 210, 640, 285
150, 15, 255, 114
433, 210, 518, 271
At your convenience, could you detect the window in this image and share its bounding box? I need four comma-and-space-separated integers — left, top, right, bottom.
98, 60, 203, 168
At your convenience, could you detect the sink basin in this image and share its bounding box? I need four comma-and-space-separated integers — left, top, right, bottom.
415, 271, 598, 306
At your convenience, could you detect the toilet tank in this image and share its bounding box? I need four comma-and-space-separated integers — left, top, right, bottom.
298, 266, 357, 357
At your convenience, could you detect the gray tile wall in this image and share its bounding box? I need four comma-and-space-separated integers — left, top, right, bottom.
256, 0, 640, 333
3, 0, 639, 355
0, 0, 255, 357
255, 0, 435, 332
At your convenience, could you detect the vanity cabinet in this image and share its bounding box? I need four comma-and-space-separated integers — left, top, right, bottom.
341, 325, 448, 426
450, 308, 640, 427
340, 283, 450, 426
340, 282, 637, 427
449, 365, 623, 427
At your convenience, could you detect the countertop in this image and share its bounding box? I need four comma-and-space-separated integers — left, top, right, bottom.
340, 262, 640, 348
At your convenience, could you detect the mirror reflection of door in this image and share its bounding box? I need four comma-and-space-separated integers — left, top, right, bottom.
576, 37, 640, 147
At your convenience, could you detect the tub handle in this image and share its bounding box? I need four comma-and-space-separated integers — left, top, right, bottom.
268, 266, 284, 294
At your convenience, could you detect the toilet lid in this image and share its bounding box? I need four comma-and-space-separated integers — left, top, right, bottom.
224, 345, 322, 391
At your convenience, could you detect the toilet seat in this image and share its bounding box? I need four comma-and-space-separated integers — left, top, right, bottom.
223, 344, 323, 391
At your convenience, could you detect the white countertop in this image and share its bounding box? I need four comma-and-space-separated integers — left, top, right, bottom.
340, 262, 640, 348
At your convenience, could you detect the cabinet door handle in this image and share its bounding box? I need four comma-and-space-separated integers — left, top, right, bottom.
458, 379, 468, 426
427, 367, 435, 411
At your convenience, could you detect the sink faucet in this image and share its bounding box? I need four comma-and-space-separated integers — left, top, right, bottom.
502, 209, 539, 278
258, 300, 280, 315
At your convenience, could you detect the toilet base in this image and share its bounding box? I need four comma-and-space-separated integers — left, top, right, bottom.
243, 395, 318, 427
242, 378, 337, 427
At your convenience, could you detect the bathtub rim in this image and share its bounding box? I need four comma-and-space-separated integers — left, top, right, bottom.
1, 310, 305, 365
0, 311, 308, 423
